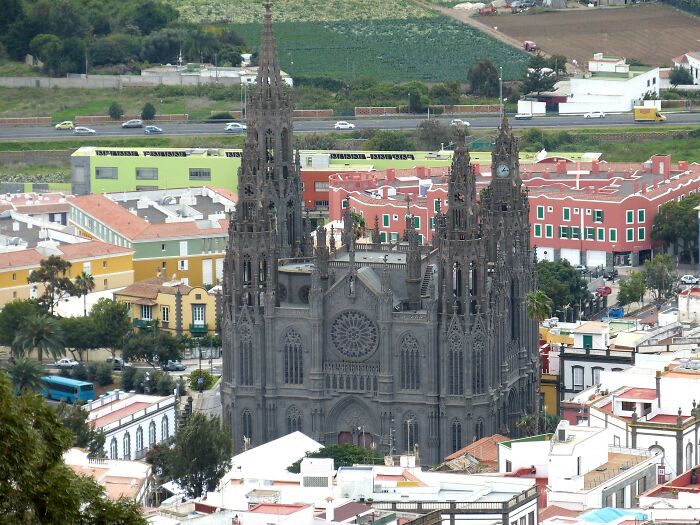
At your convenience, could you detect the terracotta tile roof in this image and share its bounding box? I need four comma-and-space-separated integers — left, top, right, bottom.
248, 504, 308, 515
58, 240, 133, 260
0, 248, 43, 270
114, 277, 193, 301
15, 203, 69, 214
539, 505, 581, 521
90, 402, 151, 428
69, 193, 230, 241
444, 434, 508, 462
618, 387, 657, 401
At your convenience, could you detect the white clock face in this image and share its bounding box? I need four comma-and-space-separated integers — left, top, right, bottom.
497, 164, 510, 178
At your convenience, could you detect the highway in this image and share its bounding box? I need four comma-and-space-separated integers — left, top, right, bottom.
1, 112, 699, 141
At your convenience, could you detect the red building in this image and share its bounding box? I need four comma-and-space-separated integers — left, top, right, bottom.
328, 154, 700, 267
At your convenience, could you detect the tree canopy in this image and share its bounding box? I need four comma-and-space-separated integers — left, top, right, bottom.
0, 299, 42, 346
617, 271, 646, 308
146, 413, 232, 498
536, 260, 590, 319
0, 372, 146, 523
12, 313, 65, 363
287, 443, 383, 473
522, 53, 556, 96
90, 298, 131, 352
123, 329, 183, 366
467, 58, 499, 97
651, 193, 700, 264
669, 66, 693, 87
641, 255, 677, 304
27, 255, 74, 315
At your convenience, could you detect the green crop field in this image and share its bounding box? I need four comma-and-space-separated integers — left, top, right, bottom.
234, 17, 528, 82
165, 0, 435, 23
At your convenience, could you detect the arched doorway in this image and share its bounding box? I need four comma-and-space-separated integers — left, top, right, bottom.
338, 431, 353, 445
507, 389, 520, 437
326, 397, 378, 450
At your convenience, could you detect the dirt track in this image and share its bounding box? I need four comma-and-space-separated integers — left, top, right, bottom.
461, 3, 700, 67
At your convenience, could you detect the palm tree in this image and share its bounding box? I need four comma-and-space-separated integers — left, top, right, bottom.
12, 313, 65, 363
74, 272, 95, 317
525, 289, 554, 324
5, 357, 44, 394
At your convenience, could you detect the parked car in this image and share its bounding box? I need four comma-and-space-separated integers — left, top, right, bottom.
595, 285, 612, 296
225, 122, 247, 133
55, 358, 80, 369
680, 274, 700, 285
603, 268, 618, 280
334, 120, 355, 130
584, 111, 606, 119
121, 119, 143, 128
450, 118, 470, 127
144, 125, 163, 134
575, 264, 588, 273
73, 126, 96, 135
55, 120, 74, 130
514, 112, 533, 120
161, 360, 186, 372
106, 357, 124, 370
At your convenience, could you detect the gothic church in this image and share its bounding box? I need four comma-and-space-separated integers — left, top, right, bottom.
221, 2, 539, 464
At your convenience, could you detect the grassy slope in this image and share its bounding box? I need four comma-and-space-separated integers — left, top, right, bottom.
0, 87, 236, 121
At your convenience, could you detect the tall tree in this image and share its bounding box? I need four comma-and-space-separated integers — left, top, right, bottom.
90, 298, 131, 357
0, 299, 41, 346
287, 443, 383, 473
669, 66, 693, 87
652, 193, 700, 262
536, 260, 590, 318
0, 372, 146, 523
516, 413, 560, 436
27, 255, 74, 315
417, 119, 451, 151
617, 271, 647, 308
74, 272, 95, 317
525, 289, 554, 324
642, 255, 677, 304
55, 403, 106, 457
467, 58, 499, 97
5, 357, 44, 394
60, 316, 100, 362
123, 329, 183, 366
155, 413, 232, 498
522, 53, 556, 96
12, 313, 65, 363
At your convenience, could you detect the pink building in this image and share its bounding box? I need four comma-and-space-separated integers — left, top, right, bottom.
329, 155, 700, 267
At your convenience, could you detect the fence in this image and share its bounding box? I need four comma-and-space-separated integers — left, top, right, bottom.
355, 106, 398, 117
75, 114, 188, 125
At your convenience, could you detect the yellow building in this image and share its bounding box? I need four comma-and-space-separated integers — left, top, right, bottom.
114, 277, 218, 337
540, 372, 560, 417
0, 241, 134, 308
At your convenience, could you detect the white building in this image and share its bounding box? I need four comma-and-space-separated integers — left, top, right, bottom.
672, 51, 700, 85
566, 352, 700, 480
84, 390, 177, 461
141, 64, 293, 86
559, 54, 660, 114
679, 286, 700, 324
64, 447, 153, 504
638, 464, 700, 521
497, 422, 660, 511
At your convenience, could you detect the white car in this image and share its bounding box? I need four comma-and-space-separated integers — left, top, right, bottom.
334, 121, 355, 130
55, 358, 80, 369
225, 122, 247, 133
450, 118, 470, 127
680, 274, 700, 285
584, 111, 606, 119
514, 113, 533, 120
73, 126, 96, 135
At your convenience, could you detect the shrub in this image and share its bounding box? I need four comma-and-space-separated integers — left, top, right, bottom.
59, 367, 71, 378
121, 365, 137, 391
189, 369, 215, 391
95, 363, 114, 386
156, 372, 175, 396
141, 102, 156, 120
210, 112, 233, 119
86, 362, 98, 381
108, 102, 124, 120
71, 364, 88, 381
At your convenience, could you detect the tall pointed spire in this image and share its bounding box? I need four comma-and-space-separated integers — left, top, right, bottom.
256, 1, 284, 98
446, 127, 478, 238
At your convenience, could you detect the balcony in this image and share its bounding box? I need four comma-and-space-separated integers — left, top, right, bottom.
189, 323, 208, 335
133, 318, 154, 329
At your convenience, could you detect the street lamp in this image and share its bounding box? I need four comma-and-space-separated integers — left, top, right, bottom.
611, 244, 616, 283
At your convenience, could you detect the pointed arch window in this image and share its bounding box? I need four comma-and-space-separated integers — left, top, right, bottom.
287, 406, 302, 434
136, 426, 144, 453
242, 409, 253, 442
239, 323, 253, 385
161, 416, 169, 441
448, 331, 464, 395
123, 432, 131, 460
475, 418, 485, 441
400, 333, 420, 390
283, 328, 303, 384
110, 437, 118, 459
452, 420, 463, 453
149, 421, 156, 446
472, 338, 485, 394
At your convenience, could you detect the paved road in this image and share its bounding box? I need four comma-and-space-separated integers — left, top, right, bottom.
2, 113, 699, 141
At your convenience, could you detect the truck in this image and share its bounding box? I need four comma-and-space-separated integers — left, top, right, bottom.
633, 106, 666, 122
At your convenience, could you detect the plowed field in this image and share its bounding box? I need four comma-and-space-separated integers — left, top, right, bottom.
485, 4, 700, 67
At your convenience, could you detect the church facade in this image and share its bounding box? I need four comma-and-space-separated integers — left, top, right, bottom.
221, 2, 539, 465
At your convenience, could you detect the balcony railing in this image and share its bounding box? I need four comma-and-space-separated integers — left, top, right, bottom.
189, 323, 208, 335
133, 318, 154, 329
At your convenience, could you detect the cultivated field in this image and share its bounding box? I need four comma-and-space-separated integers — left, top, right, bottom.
486, 4, 700, 67
164, 0, 435, 23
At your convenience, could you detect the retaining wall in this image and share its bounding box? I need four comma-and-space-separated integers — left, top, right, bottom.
0, 150, 72, 164
0, 117, 51, 127
0, 75, 240, 89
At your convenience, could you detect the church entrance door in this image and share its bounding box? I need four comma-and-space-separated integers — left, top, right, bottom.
338, 431, 353, 445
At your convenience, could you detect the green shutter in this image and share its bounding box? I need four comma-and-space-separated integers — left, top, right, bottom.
380, 232, 387, 242
534, 224, 542, 237
597, 228, 604, 241
537, 206, 544, 219
610, 229, 617, 242
545, 225, 553, 238
626, 228, 634, 241
383, 214, 389, 227
626, 210, 633, 223
638, 210, 645, 222
638, 227, 645, 241
563, 208, 570, 221
434, 200, 440, 212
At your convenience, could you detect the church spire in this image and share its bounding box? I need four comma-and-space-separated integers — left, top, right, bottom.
446, 127, 478, 238
256, 1, 284, 100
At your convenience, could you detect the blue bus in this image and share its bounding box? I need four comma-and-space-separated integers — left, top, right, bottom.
40, 376, 96, 403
